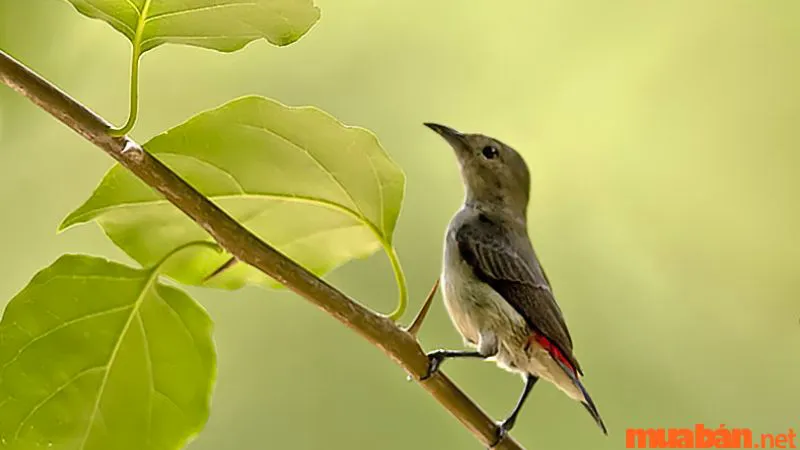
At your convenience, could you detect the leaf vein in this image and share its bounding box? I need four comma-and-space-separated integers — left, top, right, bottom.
139, 34, 262, 49
153, 287, 197, 350
0, 304, 135, 376
137, 314, 154, 447
153, 389, 187, 421
78, 271, 157, 448
69, 193, 367, 232
11, 366, 106, 440
120, 0, 142, 16
237, 123, 365, 218
81, 2, 136, 36
144, 2, 258, 23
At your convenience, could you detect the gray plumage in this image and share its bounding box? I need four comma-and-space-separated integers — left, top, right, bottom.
453, 210, 581, 374
424, 123, 606, 443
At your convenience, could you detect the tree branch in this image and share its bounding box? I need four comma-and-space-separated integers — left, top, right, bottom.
0, 49, 524, 450
406, 278, 439, 338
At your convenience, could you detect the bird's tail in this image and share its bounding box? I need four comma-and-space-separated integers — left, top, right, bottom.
554, 358, 608, 435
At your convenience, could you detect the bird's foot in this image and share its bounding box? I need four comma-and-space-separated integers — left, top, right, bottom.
419, 350, 447, 381
488, 418, 515, 448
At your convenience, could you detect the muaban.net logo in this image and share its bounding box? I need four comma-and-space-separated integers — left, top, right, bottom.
626, 424, 796, 448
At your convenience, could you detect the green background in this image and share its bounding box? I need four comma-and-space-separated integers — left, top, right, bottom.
1, 1, 799, 449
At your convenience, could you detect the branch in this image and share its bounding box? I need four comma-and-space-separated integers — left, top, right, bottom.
0, 49, 524, 450
406, 278, 439, 338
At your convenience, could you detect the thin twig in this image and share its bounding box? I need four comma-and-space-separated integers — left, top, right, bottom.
202, 256, 237, 282
0, 49, 524, 450
406, 278, 439, 338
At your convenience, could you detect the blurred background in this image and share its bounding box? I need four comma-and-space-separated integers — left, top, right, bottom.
1, 1, 799, 449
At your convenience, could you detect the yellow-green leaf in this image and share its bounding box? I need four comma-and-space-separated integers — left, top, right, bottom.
0, 254, 216, 450
61, 96, 406, 294
64, 0, 321, 52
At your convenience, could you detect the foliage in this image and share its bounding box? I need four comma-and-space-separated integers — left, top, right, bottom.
0, 253, 215, 450
61, 96, 405, 292
0, 1, 408, 448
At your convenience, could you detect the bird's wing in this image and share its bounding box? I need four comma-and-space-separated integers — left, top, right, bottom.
456, 222, 583, 375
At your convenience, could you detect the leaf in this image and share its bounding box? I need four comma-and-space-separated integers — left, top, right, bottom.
0, 255, 216, 450
64, 0, 321, 52
61, 96, 405, 290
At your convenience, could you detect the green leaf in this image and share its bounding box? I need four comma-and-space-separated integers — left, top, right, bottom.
61, 96, 406, 294
64, 0, 321, 52
0, 255, 216, 450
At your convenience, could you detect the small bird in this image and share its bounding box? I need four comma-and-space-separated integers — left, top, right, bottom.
422, 123, 607, 446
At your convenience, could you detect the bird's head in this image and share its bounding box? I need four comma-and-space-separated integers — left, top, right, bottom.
424, 122, 531, 219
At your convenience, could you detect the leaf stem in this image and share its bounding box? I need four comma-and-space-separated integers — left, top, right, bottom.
150, 240, 221, 274
381, 239, 407, 322
109, 0, 152, 137
108, 48, 141, 137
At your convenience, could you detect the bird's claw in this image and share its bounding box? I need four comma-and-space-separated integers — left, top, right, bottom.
489, 419, 512, 448
420, 350, 446, 381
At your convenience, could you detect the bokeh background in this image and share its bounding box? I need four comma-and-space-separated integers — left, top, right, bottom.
2, 1, 799, 449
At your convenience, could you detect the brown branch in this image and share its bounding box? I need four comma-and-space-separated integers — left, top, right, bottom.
0, 49, 524, 450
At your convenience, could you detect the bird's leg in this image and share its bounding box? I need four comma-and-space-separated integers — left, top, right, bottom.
420, 350, 483, 380
491, 374, 539, 448
422, 333, 498, 380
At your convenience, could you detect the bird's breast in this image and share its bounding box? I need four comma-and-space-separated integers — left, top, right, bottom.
441, 244, 482, 345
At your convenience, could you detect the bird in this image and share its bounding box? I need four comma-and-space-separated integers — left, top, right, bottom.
422, 122, 607, 446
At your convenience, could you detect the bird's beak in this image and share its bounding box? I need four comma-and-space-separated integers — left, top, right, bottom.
424, 122, 467, 149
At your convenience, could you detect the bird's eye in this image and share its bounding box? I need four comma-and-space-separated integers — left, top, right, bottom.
481, 145, 499, 159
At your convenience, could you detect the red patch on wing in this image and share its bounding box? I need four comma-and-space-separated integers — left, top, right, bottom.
525, 333, 578, 377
